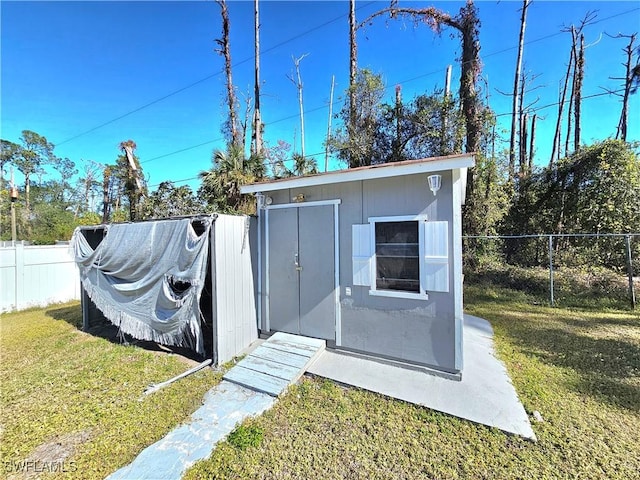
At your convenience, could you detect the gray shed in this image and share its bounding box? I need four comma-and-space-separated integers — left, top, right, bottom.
72, 214, 258, 365
241, 154, 475, 375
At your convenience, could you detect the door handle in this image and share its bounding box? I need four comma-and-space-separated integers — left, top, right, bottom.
294, 253, 303, 271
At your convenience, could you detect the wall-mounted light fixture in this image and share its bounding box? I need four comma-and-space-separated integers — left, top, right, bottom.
292, 193, 305, 203
428, 174, 442, 196
256, 193, 273, 209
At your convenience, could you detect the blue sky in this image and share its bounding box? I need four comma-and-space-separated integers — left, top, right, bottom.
1, 0, 639, 192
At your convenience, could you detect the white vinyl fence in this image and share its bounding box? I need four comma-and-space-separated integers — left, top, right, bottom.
0, 243, 81, 313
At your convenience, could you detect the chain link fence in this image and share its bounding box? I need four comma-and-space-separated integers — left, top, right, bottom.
463, 234, 639, 309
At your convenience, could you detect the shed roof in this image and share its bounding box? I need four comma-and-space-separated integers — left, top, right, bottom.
240, 153, 475, 194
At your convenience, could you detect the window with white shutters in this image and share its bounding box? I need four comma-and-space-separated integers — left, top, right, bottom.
351, 217, 450, 298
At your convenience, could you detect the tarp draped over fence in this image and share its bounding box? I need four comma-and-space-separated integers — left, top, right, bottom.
70, 218, 213, 354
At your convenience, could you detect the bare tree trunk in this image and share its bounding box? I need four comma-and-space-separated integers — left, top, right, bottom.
216, 0, 240, 148
102, 167, 111, 223
122, 143, 142, 193
529, 113, 537, 172
555, 14, 596, 160
550, 53, 574, 166
573, 33, 585, 151
517, 73, 527, 175
444, 64, 452, 96
615, 34, 637, 141
81, 164, 98, 215
325, 75, 335, 172
509, 0, 530, 183
519, 113, 528, 178
393, 84, 402, 161
22, 172, 31, 215
456, 1, 482, 239
242, 88, 252, 151
290, 54, 309, 157
24, 172, 31, 218
252, 0, 263, 155
564, 34, 577, 157
458, 1, 482, 156
83, 177, 91, 213
349, 0, 358, 167
441, 65, 452, 156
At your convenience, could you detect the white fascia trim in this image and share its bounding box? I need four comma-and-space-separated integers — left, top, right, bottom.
368, 214, 427, 223
265, 199, 341, 210
241, 156, 475, 194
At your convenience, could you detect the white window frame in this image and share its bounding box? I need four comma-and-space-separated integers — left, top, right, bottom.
368, 215, 429, 300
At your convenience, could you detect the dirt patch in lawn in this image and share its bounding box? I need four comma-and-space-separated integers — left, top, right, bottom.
8, 430, 93, 480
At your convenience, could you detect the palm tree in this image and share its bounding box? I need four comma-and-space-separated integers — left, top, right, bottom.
270, 153, 318, 179
292, 153, 318, 176
199, 143, 265, 214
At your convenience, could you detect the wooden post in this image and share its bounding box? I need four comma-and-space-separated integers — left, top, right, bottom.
549, 235, 555, 306
625, 235, 636, 309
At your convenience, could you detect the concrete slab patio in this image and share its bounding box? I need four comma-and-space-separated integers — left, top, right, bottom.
308, 314, 536, 440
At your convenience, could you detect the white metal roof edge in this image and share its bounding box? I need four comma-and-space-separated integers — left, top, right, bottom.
240, 155, 475, 193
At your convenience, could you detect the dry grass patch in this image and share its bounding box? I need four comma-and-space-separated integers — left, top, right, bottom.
184, 285, 639, 480
0, 302, 219, 479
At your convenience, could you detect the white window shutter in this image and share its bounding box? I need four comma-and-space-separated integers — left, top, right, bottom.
423, 221, 449, 293
352, 224, 372, 286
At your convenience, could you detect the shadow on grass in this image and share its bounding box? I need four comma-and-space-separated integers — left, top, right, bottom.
465, 266, 635, 312
553, 297, 636, 312
46, 304, 83, 328
504, 323, 640, 412
464, 286, 539, 307
465, 278, 638, 316
559, 315, 640, 329
45, 304, 206, 363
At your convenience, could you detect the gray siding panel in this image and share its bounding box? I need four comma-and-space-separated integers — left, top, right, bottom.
258, 170, 459, 371
340, 302, 455, 368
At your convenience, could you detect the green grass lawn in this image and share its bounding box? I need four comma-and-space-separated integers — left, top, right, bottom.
1, 287, 639, 479
0, 302, 219, 479
184, 284, 640, 480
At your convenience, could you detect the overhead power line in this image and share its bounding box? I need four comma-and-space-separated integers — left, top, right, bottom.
55, 1, 378, 147
56, 5, 637, 148
142, 83, 627, 174
55, 3, 639, 190
150, 86, 625, 189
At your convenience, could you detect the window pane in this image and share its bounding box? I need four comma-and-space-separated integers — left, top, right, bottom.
375, 221, 419, 293
375, 221, 418, 244
375, 243, 419, 257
